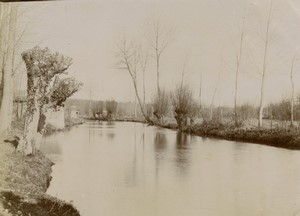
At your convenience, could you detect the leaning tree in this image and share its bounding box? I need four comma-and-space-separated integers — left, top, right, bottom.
116, 37, 153, 124
17, 46, 81, 155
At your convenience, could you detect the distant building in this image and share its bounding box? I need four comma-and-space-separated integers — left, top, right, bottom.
69, 105, 80, 119
45, 107, 65, 130
70, 110, 80, 119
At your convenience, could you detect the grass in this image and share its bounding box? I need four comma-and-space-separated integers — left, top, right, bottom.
183, 122, 300, 150
139, 117, 300, 150
0, 124, 80, 216
0, 191, 80, 216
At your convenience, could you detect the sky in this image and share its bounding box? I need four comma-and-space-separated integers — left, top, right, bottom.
12, 0, 300, 107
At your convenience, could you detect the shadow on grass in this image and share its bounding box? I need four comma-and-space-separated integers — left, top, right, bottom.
0, 191, 80, 216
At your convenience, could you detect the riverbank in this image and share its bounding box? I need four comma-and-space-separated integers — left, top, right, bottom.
85, 116, 146, 124
98, 117, 300, 150
0, 127, 80, 215
163, 122, 300, 150
44, 117, 85, 133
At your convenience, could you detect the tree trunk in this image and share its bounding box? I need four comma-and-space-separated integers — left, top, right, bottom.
20, 102, 24, 119
17, 103, 42, 155
175, 112, 186, 131
17, 46, 73, 155
0, 5, 2, 89
122, 45, 153, 124
143, 66, 146, 109
290, 55, 296, 128
0, 4, 17, 132
131, 76, 152, 124
0, 6, 8, 112
0, 4, 8, 87
258, 73, 265, 128
234, 67, 239, 126
258, 0, 272, 128
134, 95, 137, 118
156, 54, 160, 96
220, 107, 223, 124
234, 3, 246, 128
199, 71, 202, 108
210, 84, 218, 121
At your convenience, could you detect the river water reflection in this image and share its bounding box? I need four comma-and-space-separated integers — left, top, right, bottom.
40, 121, 300, 216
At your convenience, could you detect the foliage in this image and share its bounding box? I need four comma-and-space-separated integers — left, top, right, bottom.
17, 46, 75, 155
91, 101, 104, 118
22, 46, 72, 79
188, 124, 300, 150
270, 99, 291, 121
171, 84, 197, 130
152, 89, 169, 124
22, 46, 73, 115
106, 100, 118, 119
233, 104, 257, 127
50, 77, 82, 109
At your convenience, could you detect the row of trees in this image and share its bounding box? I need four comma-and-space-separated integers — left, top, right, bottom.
231, 0, 299, 128
91, 100, 117, 119
65, 99, 118, 119
116, 0, 300, 130
268, 97, 300, 122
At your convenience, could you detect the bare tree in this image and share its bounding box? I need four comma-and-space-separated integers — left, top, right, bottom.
106, 100, 118, 120
258, 0, 273, 128
234, 104, 257, 127
0, 3, 18, 132
17, 46, 73, 155
115, 37, 153, 124
209, 83, 218, 121
199, 71, 202, 109
145, 16, 174, 96
209, 66, 222, 121
270, 99, 290, 122
171, 84, 196, 130
0, 3, 9, 86
152, 88, 169, 124
233, 3, 247, 127
138, 47, 148, 109
290, 54, 297, 127
91, 101, 104, 119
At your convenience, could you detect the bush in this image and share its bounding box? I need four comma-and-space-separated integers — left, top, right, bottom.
171, 84, 198, 130
152, 89, 169, 124
233, 104, 257, 127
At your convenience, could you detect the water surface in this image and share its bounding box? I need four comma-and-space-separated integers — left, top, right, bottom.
41, 121, 300, 216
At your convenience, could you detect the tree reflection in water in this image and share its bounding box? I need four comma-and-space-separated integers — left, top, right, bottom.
175, 132, 191, 178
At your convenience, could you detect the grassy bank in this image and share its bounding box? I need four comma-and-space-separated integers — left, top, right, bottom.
0, 128, 80, 215
86, 116, 300, 149
155, 120, 300, 150
181, 123, 300, 150
109, 117, 300, 150
86, 116, 146, 124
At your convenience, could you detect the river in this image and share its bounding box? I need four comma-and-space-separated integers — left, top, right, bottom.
40, 121, 300, 216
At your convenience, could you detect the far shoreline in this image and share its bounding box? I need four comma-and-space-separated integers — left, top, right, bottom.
86, 117, 300, 151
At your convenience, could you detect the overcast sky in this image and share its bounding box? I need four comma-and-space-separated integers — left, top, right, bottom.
14, 0, 300, 106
